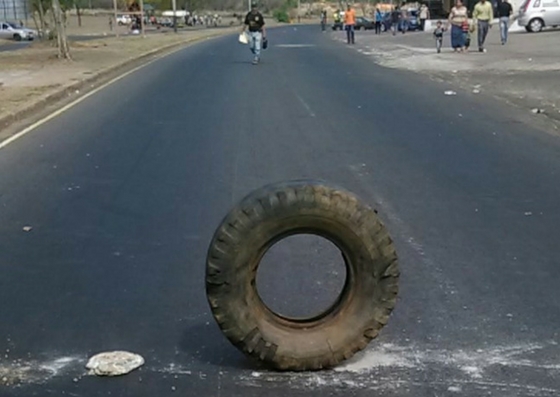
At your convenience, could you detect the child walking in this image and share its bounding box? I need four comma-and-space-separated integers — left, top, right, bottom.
462, 20, 471, 51
433, 20, 445, 53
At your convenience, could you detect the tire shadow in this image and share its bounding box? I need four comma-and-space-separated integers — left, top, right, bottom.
179, 321, 262, 370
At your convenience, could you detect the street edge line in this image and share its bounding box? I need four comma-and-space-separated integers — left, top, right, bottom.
0, 30, 235, 150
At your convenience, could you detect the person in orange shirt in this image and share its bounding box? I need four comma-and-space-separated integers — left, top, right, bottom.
344, 4, 356, 44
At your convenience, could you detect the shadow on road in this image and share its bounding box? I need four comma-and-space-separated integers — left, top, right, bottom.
179, 321, 260, 370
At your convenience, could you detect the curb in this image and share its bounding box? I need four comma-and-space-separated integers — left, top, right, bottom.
0, 29, 237, 132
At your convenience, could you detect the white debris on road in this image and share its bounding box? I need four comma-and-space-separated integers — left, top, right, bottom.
0, 356, 81, 386
444, 91, 457, 96
86, 351, 144, 376
237, 341, 559, 395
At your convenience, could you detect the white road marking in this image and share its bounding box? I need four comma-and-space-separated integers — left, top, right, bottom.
294, 93, 315, 117
0, 39, 212, 151
275, 44, 316, 48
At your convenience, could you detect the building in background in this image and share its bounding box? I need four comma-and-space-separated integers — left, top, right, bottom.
1, 0, 31, 23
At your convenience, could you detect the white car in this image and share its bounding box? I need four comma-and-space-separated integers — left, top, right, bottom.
518, 0, 560, 32
116, 14, 132, 25
0, 21, 35, 41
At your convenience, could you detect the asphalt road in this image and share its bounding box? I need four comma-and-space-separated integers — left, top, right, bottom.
1, 25, 559, 396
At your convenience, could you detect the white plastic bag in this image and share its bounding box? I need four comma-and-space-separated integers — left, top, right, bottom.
238, 32, 248, 44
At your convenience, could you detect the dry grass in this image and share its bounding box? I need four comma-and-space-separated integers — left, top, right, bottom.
0, 26, 239, 121
0, 11, 286, 122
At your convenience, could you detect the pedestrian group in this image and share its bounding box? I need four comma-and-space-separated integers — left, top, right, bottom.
328, 1, 514, 53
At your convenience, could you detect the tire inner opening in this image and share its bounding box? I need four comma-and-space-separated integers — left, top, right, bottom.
256, 234, 348, 320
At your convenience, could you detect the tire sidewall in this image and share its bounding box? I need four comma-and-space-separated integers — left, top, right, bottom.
206, 182, 398, 369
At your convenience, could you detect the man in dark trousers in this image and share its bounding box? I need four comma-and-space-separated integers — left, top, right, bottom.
473, 0, 494, 52
344, 4, 356, 44
242, 2, 267, 65
391, 6, 401, 36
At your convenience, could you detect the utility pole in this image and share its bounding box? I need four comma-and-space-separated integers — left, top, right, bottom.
247, 0, 251, 12
172, 0, 177, 33
297, 0, 300, 22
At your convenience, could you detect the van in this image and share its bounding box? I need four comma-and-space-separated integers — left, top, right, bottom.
518, 0, 560, 32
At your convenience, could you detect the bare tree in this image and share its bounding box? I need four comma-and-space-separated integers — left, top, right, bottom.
32, 0, 49, 35
51, 0, 71, 59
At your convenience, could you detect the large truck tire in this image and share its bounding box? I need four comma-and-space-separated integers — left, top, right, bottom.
205, 180, 399, 371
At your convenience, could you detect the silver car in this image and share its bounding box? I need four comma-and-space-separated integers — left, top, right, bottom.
0, 21, 35, 41
518, 0, 560, 32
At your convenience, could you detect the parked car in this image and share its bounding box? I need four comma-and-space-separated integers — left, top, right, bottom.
159, 17, 174, 27
355, 16, 375, 30
116, 14, 132, 25
0, 21, 35, 41
405, 9, 420, 31
518, 0, 560, 32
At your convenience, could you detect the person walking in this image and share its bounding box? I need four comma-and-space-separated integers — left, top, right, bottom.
433, 20, 445, 53
497, 0, 512, 44
473, 0, 494, 52
320, 9, 327, 32
391, 6, 401, 35
374, 7, 383, 34
242, 2, 267, 65
400, 5, 409, 34
448, 0, 468, 52
419, 3, 430, 31
344, 4, 356, 44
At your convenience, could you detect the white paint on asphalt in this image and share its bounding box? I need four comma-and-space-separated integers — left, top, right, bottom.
0, 63, 151, 150
334, 343, 416, 372
295, 93, 316, 117
237, 341, 559, 394
275, 44, 316, 48
336, 341, 553, 376
0, 38, 212, 151
0, 356, 82, 386
159, 363, 192, 375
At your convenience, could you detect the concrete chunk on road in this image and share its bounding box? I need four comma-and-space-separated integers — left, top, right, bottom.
86, 351, 144, 376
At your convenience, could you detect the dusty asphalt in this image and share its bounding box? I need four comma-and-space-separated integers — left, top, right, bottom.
0, 25, 559, 396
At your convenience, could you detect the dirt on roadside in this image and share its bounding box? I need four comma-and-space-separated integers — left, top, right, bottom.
0, 28, 237, 124
341, 27, 560, 130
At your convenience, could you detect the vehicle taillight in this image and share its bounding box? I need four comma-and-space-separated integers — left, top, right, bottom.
521, 0, 530, 13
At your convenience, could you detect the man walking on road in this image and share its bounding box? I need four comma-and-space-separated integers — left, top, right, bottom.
497, 0, 513, 44
344, 4, 357, 44
400, 5, 409, 34
374, 6, 383, 34
473, 0, 494, 52
391, 6, 401, 35
242, 2, 267, 65
321, 9, 327, 32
